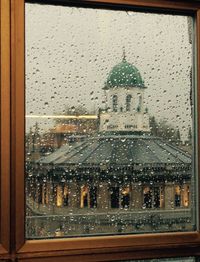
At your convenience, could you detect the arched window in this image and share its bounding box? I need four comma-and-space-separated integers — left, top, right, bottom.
137, 93, 142, 112
126, 95, 132, 112
112, 95, 118, 112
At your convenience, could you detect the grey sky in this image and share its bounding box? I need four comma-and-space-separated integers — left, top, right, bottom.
25, 3, 194, 140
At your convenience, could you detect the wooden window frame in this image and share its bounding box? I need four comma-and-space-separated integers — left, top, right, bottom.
3, 0, 200, 261
0, 0, 10, 257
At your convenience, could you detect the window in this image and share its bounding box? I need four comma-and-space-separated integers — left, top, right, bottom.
174, 184, 190, 208
63, 184, 69, 206
175, 185, 181, 207
121, 186, 131, 209
143, 187, 151, 208
126, 94, 132, 112
56, 185, 63, 207
80, 185, 89, 208
137, 93, 142, 112
25, 0, 197, 245
110, 187, 120, 208
1, 0, 200, 261
113, 95, 118, 112
143, 186, 164, 209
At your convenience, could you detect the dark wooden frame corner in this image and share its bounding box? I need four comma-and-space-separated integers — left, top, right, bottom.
8, 0, 200, 261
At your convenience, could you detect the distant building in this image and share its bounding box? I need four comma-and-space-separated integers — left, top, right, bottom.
26, 117, 98, 159
26, 56, 193, 238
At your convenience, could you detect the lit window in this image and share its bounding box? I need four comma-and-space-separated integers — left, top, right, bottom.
56, 185, 63, 207
121, 186, 130, 209
80, 185, 89, 208
175, 185, 181, 207
183, 185, 190, 208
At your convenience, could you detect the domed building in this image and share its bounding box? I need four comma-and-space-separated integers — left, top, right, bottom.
99, 56, 149, 133
26, 56, 193, 238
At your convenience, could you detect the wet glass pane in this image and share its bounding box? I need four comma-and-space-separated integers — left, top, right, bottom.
25, 3, 196, 239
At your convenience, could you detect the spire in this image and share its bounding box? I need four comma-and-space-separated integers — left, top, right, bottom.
122, 47, 126, 62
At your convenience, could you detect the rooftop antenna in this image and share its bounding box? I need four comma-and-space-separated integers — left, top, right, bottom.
122, 46, 126, 62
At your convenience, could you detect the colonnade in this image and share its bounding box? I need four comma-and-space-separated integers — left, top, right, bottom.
26, 179, 190, 211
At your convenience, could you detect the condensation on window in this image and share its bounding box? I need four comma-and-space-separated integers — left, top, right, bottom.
25, 3, 195, 239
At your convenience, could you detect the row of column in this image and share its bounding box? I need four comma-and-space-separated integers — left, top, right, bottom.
27, 180, 190, 210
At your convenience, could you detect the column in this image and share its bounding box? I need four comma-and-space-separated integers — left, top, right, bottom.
69, 180, 79, 209
97, 182, 109, 210
131, 183, 142, 209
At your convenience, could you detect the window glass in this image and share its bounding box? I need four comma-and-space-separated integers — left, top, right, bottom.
25, 3, 196, 239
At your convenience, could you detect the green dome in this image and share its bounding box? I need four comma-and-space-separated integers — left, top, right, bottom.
104, 60, 145, 89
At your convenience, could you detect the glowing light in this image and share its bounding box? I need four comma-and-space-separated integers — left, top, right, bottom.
183, 185, 190, 207
56, 185, 63, 207
80, 185, 89, 208
121, 186, 130, 195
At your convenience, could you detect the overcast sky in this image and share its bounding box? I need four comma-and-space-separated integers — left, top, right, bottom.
25, 3, 194, 140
